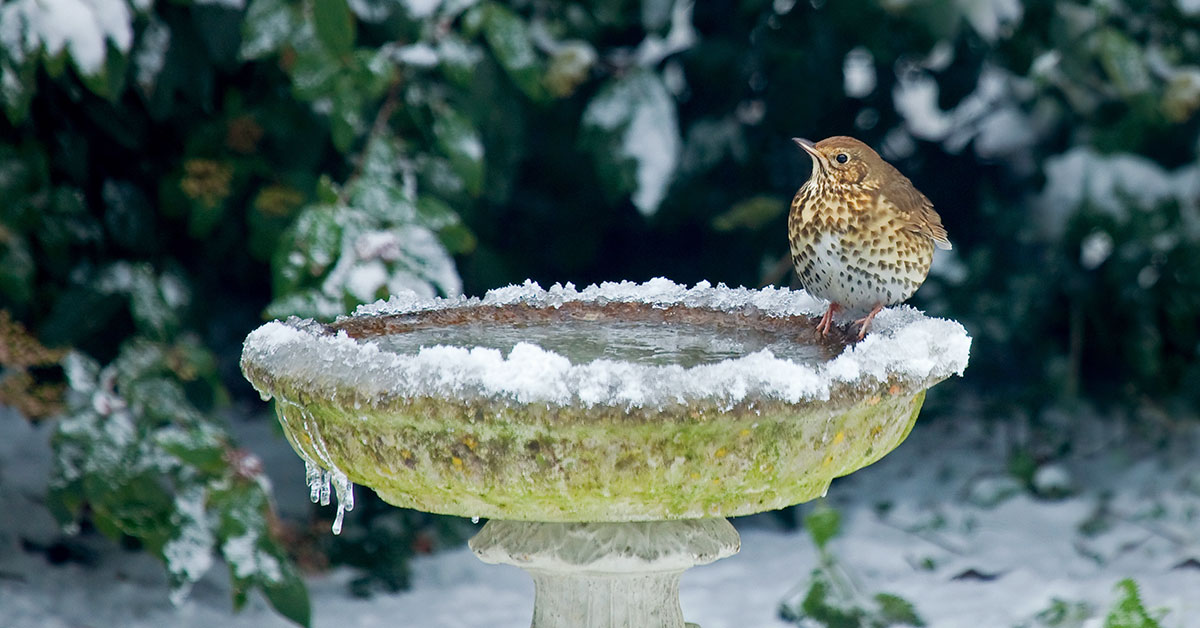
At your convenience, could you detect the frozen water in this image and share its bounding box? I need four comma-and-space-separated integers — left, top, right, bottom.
372, 319, 824, 367
243, 278, 970, 410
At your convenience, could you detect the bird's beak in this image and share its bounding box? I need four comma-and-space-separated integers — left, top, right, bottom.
793, 137, 824, 172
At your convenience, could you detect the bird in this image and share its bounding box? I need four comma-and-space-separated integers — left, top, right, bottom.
787, 136, 951, 340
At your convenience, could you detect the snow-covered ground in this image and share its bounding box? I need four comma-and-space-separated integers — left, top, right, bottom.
2, 399, 1199, 628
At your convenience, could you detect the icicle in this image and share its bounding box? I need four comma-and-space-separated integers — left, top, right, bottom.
305, 461, 321, 503
328, 473, 354, 535
332, 503, 346, 535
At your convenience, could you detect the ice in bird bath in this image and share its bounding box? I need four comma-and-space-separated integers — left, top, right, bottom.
241, 278, 970, 628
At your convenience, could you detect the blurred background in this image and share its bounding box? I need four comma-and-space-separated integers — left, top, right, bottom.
1, 0, 1199, 625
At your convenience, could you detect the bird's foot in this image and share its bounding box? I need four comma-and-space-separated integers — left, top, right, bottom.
816, 303, 842, 336
853, 304, 884, 340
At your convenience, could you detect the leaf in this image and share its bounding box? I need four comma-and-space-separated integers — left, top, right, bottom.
804, 506, 841, 552
241, 0, 300, 60
0, 230, 34, 306
157, 425, 227, 475
1103, 579, 1164, 628
436, 35, 484, 88
262, 565, 313, 628
161, 486, 216, 604
1094, 28, 1150, 97
0, 58, 38, 123
418, 195, 476, 253
313, 0, 356, 58
479, 2, 546, 101
431, 105, 484, 196
580, 70, 680, 216
102, 180, 157, 252
874, 593, 925, 626
272, 205, 348, 295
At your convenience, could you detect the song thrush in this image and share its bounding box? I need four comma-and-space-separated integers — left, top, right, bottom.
787, 136, 951, 340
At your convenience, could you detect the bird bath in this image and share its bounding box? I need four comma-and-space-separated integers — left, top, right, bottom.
240, 278, 970, 627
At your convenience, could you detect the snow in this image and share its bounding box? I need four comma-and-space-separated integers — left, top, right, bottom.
1037, 147, 1200, 239
1079, 230, 1114, 269
634, 0, 697, 67
955, 0, 1022, 41
3, 406, 1199, 627
842, 47, 876, 98
403, 0, 442, 18
893, 64, 1020, 156
581, 72, 681, 216
133, 18, 170, 93
244, 279, 970, 410
223, 531, 282, 582
392, 43, 439, 68
0, 0, 133, 76
193, 0, 244, 9
164, 487, 216, 604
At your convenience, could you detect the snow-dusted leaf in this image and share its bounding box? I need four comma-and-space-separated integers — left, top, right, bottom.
1, 55, 38, 123
0, 227, 34, 304
163, 486, 215, 605
273, 205, 346, 295
1094, 27, 1150, 97
479, 2, 545, 101
0, 0, 134, 78
436, 34, 484, 87
431, 105, 484, 196
211, 480, 311, 626
132, 17, 170, 97
240, 0, 299, 60
580, 70, 680, 216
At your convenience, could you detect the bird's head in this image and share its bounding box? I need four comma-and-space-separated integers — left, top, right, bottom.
793, 136, 888, 189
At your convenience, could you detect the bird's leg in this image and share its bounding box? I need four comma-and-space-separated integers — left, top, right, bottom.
816, 302, 841, 336
853, 304, 884, 340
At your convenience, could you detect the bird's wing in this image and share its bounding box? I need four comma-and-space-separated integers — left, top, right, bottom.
878, 175, 952, 250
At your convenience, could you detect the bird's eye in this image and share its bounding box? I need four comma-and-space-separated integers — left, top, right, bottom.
835, 153, 849, 164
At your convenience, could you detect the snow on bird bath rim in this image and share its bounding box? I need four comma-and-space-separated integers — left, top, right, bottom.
244, 277, 970, 411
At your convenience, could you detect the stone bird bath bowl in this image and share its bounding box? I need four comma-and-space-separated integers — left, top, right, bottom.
241, 278, 970, 627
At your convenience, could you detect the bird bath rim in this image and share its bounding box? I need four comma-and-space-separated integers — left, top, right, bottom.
240, 278, 970, 523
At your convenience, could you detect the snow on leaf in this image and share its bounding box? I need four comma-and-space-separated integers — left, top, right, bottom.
954, 0, 1022, 42
240, 0, 298, 60
132, 17, 169, 95
223, 530, 283, 582
1037, 147, 1199, 239
163, 486, 215, 605
479, 2, 545, 101
634, 0, 696, 67
0, 0, 133, 76
431, 105, 484, 195
581, 70, 681, 216
194, 0, 246, 8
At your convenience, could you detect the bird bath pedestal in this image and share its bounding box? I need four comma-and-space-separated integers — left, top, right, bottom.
240, 279, 970, 628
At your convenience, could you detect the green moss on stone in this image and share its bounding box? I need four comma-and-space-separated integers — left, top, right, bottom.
264, 376, 927, 521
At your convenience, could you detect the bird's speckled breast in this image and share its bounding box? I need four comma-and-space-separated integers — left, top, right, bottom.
788, 181, 933, 310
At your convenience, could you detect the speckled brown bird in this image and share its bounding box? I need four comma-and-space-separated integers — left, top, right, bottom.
788, 136, 951, 340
